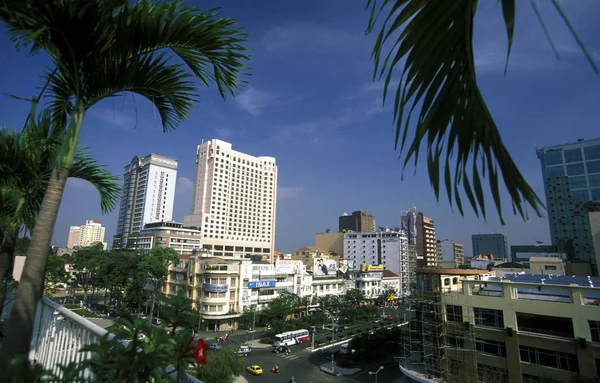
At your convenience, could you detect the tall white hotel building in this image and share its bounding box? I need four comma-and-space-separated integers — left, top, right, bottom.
112, 154, 178, 249
184, 139, 277, 262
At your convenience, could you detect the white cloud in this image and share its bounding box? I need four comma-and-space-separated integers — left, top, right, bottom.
90, 108, 135, 129
278, 187, 303, 200
176, 177, 194, 191
235, 88, 280, 116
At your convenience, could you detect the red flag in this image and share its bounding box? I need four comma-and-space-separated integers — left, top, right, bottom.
190, 338, 209, 365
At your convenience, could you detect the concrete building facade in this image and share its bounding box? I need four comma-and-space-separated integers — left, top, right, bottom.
113, 154, 178, 249
184, 139, 277, 262
472, 233, 508, 259
67, 220, 106, 249
339, 211, 375, 233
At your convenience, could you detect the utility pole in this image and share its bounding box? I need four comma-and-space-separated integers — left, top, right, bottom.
252, 307, 257, 341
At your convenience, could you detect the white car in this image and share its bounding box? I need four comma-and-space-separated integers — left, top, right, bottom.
237, 345, 251, 356
209, 343, 222, 351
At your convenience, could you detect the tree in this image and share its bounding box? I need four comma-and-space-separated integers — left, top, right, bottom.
159, 290, 198, 334
266, 291, 302, 319
343, 289, 365, 307
0, 0, 249, 365
365, 1, 598, 224
191, 348, 243, 383
0, 108, 119, 317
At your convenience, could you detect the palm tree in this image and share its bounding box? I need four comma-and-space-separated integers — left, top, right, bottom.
0, 105, 121, 318
365, 0, 598, 224
0, 0, 248, 365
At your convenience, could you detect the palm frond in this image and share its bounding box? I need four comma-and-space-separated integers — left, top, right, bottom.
366, 0, 545, 224
70, 148, 121, 214
118, 1, 250, 99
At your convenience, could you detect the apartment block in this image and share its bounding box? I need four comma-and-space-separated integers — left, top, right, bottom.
437, 239, 465, 268
113, 154, 178, 249
184, 139, 277, 262
67, 220, 106, 249
343, 229, 411, 297
415, 213, 437, 267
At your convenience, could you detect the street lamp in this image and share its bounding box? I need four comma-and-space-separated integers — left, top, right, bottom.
368, 366, 384, 383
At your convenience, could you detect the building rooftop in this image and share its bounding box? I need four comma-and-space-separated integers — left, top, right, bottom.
489, 273, 599, 287
416, 268, 489, 276
382, 270, 399, 278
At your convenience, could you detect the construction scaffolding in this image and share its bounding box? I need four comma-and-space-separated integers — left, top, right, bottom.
399, 283, 480, 383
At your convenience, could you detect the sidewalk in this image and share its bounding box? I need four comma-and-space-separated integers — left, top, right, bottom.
242, 339, 272, 349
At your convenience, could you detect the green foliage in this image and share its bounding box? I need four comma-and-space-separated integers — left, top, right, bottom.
190, 348, 243, 383
265, 291, 302, 319
345, 326, 402, 366
343, 289, 365, 306
158, 290, 198, 333
259, 337, 272, 344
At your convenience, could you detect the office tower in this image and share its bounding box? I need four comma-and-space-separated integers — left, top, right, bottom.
112, 154, 178, 249
471, 234, 508, 259
67, 220, 106, 249
402, 211, 437, 267
537, 138, 600, 267
183, 139, 277, 262
401, 206, 418, 284
339, 211, 375, 232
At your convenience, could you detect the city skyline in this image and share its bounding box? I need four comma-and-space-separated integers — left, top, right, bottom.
1, 0, 599, 256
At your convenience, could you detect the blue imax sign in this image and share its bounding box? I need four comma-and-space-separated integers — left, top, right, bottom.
248, 280, 276, 289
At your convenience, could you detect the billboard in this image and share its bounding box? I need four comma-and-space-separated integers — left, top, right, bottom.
275, 259, 303, 274
409, 213, 417, 246
313, 258, 338, 276
202, 283, 228, 293
338, 259, 355, 274
248, 280, 276, 289
360, 264, 383, 273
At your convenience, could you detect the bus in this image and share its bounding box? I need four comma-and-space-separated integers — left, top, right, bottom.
272, 329, 310, 347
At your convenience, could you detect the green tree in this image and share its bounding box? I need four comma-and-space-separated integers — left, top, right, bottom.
0, 108, 119, 317
191, 348, 243, 383
71, 244, 107, 302
343, 289, 365, 307
365, 1, 598, 224
0, 0, 248, 364
159, 290, 198, 334
266, 291, 302, 319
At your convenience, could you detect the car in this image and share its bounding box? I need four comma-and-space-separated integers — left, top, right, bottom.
373, 319, 382, 324
246, 365, 263, 375
237, 345, 251, 356
273, 345, 288, 354
209, 343, 222, 351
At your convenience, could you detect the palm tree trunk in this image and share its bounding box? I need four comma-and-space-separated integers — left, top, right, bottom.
0, 227, 18, 318
0, 167, 70, 369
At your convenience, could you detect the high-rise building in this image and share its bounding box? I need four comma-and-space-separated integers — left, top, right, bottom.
471, 233, 508, 259
414, 213, 437, 267
537, 138, 600, 268
112, 154, 178, 249
343, 229, 411, 296
67, 220, 106, 249
183, 139, 277, 262
401, 206, 418, 283
339, 211, 375, 232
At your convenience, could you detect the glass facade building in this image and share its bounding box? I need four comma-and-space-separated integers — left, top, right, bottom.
536, 138, 600, 265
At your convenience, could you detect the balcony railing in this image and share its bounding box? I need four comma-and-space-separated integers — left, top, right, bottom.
5, 296, 202, 382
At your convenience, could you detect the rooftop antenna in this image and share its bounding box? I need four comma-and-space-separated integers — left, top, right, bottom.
201, 138, 204, 144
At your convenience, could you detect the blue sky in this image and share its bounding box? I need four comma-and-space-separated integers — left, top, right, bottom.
1, 1, 599, 257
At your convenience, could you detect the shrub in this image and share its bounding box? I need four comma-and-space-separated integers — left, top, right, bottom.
259, 337, 272, 344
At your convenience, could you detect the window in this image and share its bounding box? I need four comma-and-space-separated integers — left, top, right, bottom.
569, 175, 588, 189
584, 145, 600, 160
544, 265, 557, 270
563, 148, 583, 163
474, 308, 504, 328
546, 165, 564, 178
544, 150, 563, 166
592, 188, 600, 201
590, 320, 600, 343
475, 338, 507, 357
516, 313, 574, 338
566, 163, 585, 176
478, 365, 508, 383
590, 174, 600, 188
446, 305, 463, 323
519, 346, 579, 372
447, 334, 464, 348
587, 160, 600, 174
571, 189, 589, 202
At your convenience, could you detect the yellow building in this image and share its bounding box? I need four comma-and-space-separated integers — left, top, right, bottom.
400, 269, 600, 383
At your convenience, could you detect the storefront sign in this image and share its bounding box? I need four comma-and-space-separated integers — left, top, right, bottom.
248, 280, 276, 289
202, 283, 228, 293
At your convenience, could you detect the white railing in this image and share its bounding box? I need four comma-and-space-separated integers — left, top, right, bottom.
8, 296, 203, 382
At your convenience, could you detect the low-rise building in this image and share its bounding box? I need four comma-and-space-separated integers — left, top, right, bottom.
381, 269, 401, 298
126, 221, 201, 255
354, 264, 383, 299
399, 269, 600, 383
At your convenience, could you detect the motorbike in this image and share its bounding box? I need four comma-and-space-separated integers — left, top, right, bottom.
271, 367, 279, 373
